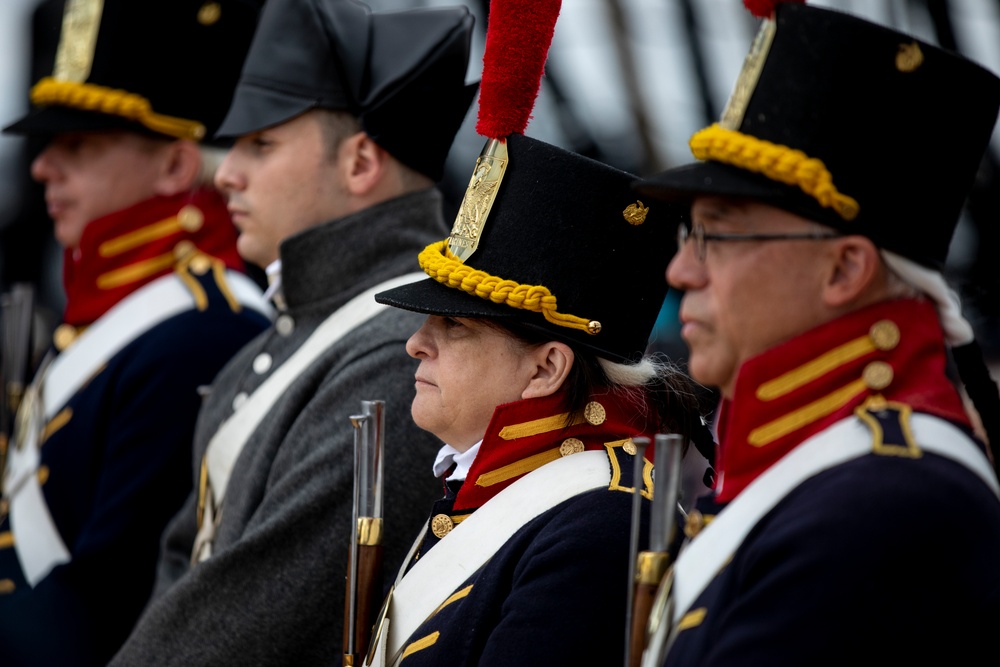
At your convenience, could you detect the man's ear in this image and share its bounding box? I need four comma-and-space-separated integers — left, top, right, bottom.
153, 139, 202, 196
340, 132, 388, 197
521, 341, 575, 400
822, 235, 882, 308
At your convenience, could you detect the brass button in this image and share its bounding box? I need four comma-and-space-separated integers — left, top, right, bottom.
869, 320, 900, 351
0, 579, 15, 595
197, 2, 222, 25
189, 255, 212, 276
863, 361, 894, 391
37, 465, 49, 485
587, 320, 602, 335
896, 42, 924, 73
177, 205, 204, 232
684, 510, 705, 539
623, 439, 637, 456
53, 323, 78, 351
584, 401, 606, 426
559, 438, 585, 456
173, 240, 196, 260
623, 201, 648, 226
431, 514, 454, 538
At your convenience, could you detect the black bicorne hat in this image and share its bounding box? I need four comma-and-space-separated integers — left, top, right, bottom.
375, 133, 681, 364
3, 0, 264, 143
215, 0, 478, 182
634, 2, 1000, 270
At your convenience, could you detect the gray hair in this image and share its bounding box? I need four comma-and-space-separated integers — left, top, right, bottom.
881, 250, 973, 346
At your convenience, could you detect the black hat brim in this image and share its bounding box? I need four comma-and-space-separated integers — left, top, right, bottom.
376, 276, 640, 365
215, 81, 323, 139
635, 160, 796, 204
634, 160, 848, 231
4, 106, 147, 137
375, 277, 519, 321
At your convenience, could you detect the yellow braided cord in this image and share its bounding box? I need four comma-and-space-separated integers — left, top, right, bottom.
690, 124, 860, 221
30, 78, 206, 141
418, 240, 594, 334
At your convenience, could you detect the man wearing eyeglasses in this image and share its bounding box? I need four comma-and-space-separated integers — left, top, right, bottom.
633, 2, 1000, 665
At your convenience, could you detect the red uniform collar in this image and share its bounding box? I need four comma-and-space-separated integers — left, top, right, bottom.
62, 188, 245, 326
714, 298, 971, 503
454, 390, 659, 511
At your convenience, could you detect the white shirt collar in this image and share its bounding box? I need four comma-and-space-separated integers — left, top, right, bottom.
432, 440, 482, 482
262, 259, 284, 308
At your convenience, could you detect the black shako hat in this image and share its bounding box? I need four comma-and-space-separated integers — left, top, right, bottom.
375, 134, 679, 364
633, 2, 1000, 270
3, 0, 263, 143
375, 0, 680, 364
215, 0, 478, 182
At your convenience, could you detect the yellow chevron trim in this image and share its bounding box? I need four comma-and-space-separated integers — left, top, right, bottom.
97, 253, 175, 290
756, 335, 873, 401
475, 448, 561, 487
176, 260, 209, 311
98, 216, 181, 257
498, 412, 585, 440
400, 631, 440, 661
677, 607, 707, 631
212, 261, 242, 313
429, 584, 473, 619
40, 408, 73, 445
749, 379, 867, 446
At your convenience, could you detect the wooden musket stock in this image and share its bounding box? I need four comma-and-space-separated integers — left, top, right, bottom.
628, 551, 670, 667
343, 519, 383, 666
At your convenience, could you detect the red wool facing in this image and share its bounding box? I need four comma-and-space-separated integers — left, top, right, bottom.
743, 0, 806, 19
476, 0, 562, 139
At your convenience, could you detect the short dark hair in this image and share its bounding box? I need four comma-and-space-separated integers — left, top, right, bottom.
315, 108, 362, 162
485, 319, 714, 458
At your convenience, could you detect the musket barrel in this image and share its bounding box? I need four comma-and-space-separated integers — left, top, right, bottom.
343, 401, 386, 667
627, 433, 684, 667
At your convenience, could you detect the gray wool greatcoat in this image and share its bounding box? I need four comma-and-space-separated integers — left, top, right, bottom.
111, 189, 449, 666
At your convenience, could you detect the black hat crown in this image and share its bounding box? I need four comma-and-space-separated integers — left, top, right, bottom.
4, 0, 264, 142
215, 0, 478, 182
635, 2, 1000, 269
376, 133, 680, 364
